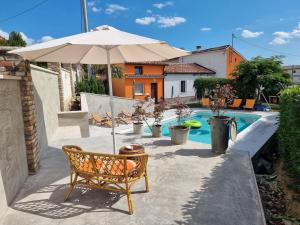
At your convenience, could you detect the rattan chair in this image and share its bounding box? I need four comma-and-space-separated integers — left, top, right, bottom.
62, 145, 149, 214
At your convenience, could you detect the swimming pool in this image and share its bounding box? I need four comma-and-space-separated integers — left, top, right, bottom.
145, 111, 260, 144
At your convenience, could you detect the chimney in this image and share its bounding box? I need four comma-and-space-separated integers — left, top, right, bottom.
196, 45, 202, 51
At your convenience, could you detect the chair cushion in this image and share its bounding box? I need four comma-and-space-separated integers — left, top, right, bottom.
109, 160, 137, 176
78, 159, 137, 176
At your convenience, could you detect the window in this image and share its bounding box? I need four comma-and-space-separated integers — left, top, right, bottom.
135, 66, 143, 75
134, 83, 144, 95
180, 80, 186, 93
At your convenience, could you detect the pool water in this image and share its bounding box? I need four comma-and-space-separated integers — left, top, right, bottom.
145, 111, 260, 144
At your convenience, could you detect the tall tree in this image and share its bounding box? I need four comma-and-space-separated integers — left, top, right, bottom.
2, 31, 27, 47
232, 56, 292, 99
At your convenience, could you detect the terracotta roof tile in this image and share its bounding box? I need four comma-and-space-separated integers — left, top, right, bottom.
164, 63, 215, 74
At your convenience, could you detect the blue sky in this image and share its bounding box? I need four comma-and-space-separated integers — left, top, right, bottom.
1, 0, 300, 65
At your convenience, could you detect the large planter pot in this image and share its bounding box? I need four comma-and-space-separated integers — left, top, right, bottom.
169, 125, 189, 145
208, 116, 231, 154
133, 122, 143, 134
152, 124, 162, 137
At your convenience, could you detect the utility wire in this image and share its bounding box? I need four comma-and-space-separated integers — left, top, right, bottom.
234, 35, 300, 58
0, 0, 50, 24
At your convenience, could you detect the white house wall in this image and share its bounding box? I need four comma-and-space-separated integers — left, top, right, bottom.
285, 68, 300, 84
164, 74, 203, 99
180, 51, 227, 78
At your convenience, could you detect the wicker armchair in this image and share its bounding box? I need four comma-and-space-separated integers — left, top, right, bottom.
62, 145, 149, 214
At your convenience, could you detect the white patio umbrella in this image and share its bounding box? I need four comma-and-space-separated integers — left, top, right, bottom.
10, 25, 188, 153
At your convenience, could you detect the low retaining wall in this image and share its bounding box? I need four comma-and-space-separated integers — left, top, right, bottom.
82, 93, 154, 116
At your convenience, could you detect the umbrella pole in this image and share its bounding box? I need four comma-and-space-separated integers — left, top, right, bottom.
106, 48, 117, 154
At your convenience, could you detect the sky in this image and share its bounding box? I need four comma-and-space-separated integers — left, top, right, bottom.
1, 0, 300, 65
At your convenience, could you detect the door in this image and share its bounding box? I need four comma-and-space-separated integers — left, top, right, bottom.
151, 83, 158, 103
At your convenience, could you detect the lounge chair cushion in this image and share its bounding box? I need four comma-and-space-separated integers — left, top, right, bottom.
78, 159, 137, 175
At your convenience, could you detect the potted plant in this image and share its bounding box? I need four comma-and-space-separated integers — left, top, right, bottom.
208, 84, 236, 154
152, 104, 165, 137
132, 103, 146, 134
169, 99, 191, 145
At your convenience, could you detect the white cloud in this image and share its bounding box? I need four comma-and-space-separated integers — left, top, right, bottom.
0, 29, 9, 39
270, 22, 300, 45
91, 6, 101, 12
235, 27, 242, 31
87, 1, 95, 7
269, 37, 289, 45
157, 16, 186, 28
146, 9, 152, 14
201, 27, 211, 32
153, 1, 173, 9
38, 35, 54, 43
241, 29, 263, 38
105, 4, 128, 14
20, 32, 35, 45
135, 16, 156, 25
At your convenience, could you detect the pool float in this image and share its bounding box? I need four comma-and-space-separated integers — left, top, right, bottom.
183, 120, 202, 129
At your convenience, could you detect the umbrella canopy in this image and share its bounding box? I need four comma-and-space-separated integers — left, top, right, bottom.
10, 25, 188, 63
10, 25, 189, 153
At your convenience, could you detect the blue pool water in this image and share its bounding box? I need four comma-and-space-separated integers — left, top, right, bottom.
145, 111, 260, 144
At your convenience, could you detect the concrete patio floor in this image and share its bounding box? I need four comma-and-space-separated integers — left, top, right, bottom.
1, 125, 266, 225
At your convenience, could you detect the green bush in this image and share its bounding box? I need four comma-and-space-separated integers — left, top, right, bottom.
279, 85, 300, 178
193, 77, 231, 98
75, 78, 105, 95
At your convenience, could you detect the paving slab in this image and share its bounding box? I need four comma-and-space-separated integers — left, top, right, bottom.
1, 129, 266, 225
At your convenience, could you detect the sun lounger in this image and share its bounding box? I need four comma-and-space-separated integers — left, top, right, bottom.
243, 99, 256, 110
106, 112, 130, 125
228, 99, 242, 109
201, 98, 210, 107
91, 112, 113, 127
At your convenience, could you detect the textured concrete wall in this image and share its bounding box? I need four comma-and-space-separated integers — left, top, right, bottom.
31, 65, 60, 156
82, 93, 153, 116
0, 79, 28, 219
61, 68, 75, 110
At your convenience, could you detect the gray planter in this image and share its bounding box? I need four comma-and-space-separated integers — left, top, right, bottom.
133, 122, 143, 134
169, 125, 189, 145
152, 124, 162, 137
208, 116, 231, 154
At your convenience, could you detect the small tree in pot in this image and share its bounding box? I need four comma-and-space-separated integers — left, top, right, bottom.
132, 103, 146, 134
208, 84, 236, 154
169, 99, 192, 145
152, 104, 165, 137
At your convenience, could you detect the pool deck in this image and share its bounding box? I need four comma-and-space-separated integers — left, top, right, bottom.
0, 109, 276, 225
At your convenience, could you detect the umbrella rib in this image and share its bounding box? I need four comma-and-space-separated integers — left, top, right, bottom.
77, 45, 94, 64
31, 43, 71, 61
136, 44, 168, 61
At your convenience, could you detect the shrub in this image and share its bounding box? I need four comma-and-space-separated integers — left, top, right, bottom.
75, 78, 105, 95
279, 85, 300, 178
193, 77, 231, 98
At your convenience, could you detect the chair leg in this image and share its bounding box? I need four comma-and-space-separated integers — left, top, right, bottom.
125, 181, 133, 214
144, 172, 149, 193
65, 174, 77, 201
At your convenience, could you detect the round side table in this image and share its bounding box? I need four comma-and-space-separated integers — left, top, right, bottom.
119, 144, 145, 155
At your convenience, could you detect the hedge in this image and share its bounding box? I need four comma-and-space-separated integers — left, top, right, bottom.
279, 86, 300, 178
193, 77, 232, 98
75, 77, 105, 95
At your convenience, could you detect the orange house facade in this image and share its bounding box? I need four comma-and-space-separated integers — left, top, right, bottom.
112, 62, 165, 102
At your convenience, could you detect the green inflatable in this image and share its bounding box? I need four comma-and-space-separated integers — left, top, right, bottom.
183, 120, 202, 129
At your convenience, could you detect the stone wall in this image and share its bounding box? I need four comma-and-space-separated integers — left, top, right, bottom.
31, 65, 60, 156
0, 79, 28, 219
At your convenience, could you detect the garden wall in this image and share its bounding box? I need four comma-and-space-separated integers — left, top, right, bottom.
31, 65, 60, 156
82, 93, 154, 116
0, 79, 28, 219
61, 67, 76, 110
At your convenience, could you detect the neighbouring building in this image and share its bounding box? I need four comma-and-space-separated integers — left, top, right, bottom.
112, 62, 165, 102
164, 63, 215, 101
170, 45, 245, 79
283, 65, 300, 84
